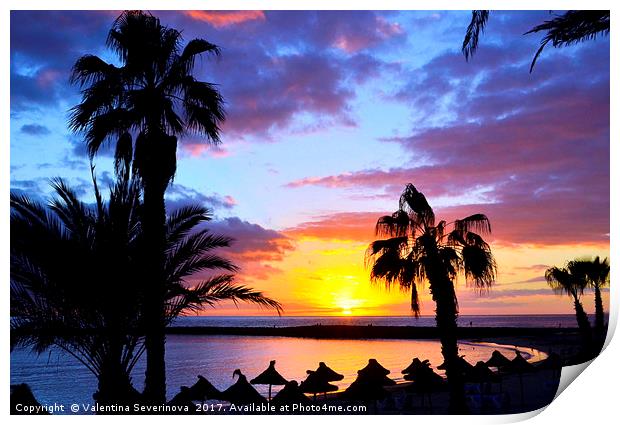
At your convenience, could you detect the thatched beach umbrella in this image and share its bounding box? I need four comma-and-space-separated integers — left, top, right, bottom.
221, 369, 267, 405
309, 362, 345, 382
341, 378, 389, 403
358, 358, 392, 379
466, 361, 500, 384
403, 361, 445, 411
485, 350, 512, 370
251, 360, 288, 400
437, 355, 475, 375
341, 359, 395, 412
509, 351, 534, 373
484, 351, 512, 392
403, 363, 443, 386
272, 380, 312, 406
168, 386, 199, 413
299, 370, 338, 400
402, 358, 426, 375
187, 375, 222, 401
508, 351, 534, 407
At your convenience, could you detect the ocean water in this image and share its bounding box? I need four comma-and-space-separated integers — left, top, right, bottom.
10, 315, 559, 411
171, 314, 579, 328
11, 335, 545, 411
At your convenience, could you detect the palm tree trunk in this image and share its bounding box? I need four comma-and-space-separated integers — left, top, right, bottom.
95, 339, 139, 408
594, 286, 605, 338
430, 274, 468, 414
142, 181, 168, 403
572, 295, 592, 356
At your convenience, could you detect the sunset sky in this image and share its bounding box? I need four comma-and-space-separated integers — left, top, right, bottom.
10, 10, 610, 317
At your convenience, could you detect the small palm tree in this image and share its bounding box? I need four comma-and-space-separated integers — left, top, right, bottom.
11, 159, 281, 404
545, 261, 592, 352
462, 10, 610, 72
366, 183, 496, 413
69, 10, 226, 402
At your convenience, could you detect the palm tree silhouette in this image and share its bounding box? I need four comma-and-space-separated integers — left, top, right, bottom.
11, 171, 144, 405
11, 157, 281, 404
545, 261, 592, 354
69, 10, 226, 402
462, 10, 610, 72
575, 257, 609, 347
365, 183, 496, 413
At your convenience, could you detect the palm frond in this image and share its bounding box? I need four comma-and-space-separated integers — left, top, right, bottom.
525, 10, 610, 72
180, 39, 221, 68
461, 245, 496, 289
171, 275, 282, 317
399, 258, 423, 316
70, 54, 120, 87
399, 183, 435, 227
545, 266, 575, 296
375, 210, 410, 237
365, 237, 408, 260
454, 214, 492, 235
165, 204, 212, 247
462, 10, 490, 60
114, 132, 133, 178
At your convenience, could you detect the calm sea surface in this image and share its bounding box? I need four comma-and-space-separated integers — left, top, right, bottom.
171, 314, 579, 328
11, 315, 565, 410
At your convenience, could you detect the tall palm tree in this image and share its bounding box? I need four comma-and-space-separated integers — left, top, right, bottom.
545, 261, 592, 352
365, 183, 496, 413
11, 159, 281, 404
69, 10, 226, 402
462, 10, 610, 72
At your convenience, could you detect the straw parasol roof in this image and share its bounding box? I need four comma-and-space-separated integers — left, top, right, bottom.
465, 361, 500, 383
437, 355, 475, 374
299, 370, 339, 396
404, 363, 445, 393
508, 351, 535, 373
507, 351, 533, 408
251, 360, 288, 386
308, 362, 344, 382
220, 369, 267, 405
341, 379, 389, 401
187, 375, 222, 401
485, 350, 513, 369
251, 360, 288, 400
168, 386, 199, 413
271, 380, 312, 405
358, 358, 391, 378
402, 358, 427, 375
356, 359, 395, 386
403, 362, 443, 383
341, 359, 395, 402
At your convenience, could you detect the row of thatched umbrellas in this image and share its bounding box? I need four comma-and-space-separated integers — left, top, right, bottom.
169, 360, 344, 408
169, 351, 562, 410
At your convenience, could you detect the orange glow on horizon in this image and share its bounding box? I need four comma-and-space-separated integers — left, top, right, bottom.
200, 232, 610, 317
